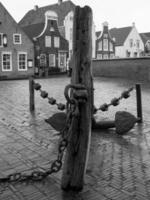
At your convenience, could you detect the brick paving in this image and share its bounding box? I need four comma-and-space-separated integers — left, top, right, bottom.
0, 76, 150, 199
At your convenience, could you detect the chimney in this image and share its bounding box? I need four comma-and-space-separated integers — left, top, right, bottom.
132, 22, 135, 27
102, 21, 108, 32
34, 5, 38, 11
102, 21, 108, 28
58, 0, 62, 5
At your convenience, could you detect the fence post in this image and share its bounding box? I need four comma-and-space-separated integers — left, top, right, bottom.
136, 83, 143, 123
61, 6, 93, 191
29, 76, 35, 112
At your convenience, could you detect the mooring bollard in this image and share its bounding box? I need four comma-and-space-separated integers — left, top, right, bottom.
29, 76, 35, 112
61, 6, 93, 191
136, 83, 143, 123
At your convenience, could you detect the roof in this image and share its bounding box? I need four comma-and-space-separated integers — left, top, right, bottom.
96, 31, 101, 38
19, 0, 75, 27
22, 23, 45, 40
140, 32, 150, 44
96, 26, 132, 46
109, 27, 132, 46
0, 2, 33, 44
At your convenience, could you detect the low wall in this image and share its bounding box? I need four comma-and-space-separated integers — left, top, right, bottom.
92, 57, 150, 81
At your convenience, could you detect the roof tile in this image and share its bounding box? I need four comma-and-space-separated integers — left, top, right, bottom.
19, 0, 75, 27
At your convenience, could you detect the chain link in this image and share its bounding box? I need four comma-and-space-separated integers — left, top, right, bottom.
94, 86, 134, 113
0, 83, 86, 193
0, 100, 75, 190
33, 81, 66, 111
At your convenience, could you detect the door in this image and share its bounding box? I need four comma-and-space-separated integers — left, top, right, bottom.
58, 52, 67, 72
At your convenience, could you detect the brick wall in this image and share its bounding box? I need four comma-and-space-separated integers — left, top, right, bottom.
92, 57, 150, 81
0, 4, 34, 79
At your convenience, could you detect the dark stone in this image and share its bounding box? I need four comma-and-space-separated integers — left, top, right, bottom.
115, 111, 137, 135
45, 112, 67, 132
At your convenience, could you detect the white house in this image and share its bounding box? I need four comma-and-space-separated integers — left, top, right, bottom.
64, 8, 96, 60
110, 23, 144, 58
64, 11, 74, 60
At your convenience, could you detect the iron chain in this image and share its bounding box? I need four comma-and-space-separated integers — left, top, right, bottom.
34, 81, 66, 111
0, 83, 85, 192
94, 86, 134, 113
0, 96, 76, 188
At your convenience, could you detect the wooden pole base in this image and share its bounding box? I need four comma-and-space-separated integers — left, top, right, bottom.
61, 6, 93, 191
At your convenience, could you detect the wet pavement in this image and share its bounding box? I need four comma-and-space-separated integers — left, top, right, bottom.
0, 76, 150, 199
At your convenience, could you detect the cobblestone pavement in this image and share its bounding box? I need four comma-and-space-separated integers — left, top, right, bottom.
0, 76, 150, 199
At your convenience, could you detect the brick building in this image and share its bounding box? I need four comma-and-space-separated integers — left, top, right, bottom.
0, 2, 34, 79
96, 22, 115, 59
22, 10, 69, 76
19, 0, 96, 70
19, 0, 75, 67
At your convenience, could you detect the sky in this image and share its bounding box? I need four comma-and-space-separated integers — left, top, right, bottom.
1, 0, 150, 33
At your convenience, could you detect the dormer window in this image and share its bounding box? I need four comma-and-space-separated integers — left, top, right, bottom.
13, 34, 21, 44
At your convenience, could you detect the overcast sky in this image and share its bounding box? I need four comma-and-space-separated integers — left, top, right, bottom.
1, 0, 150, 33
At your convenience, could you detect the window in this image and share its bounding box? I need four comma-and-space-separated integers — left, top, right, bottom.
54, 37, 60, 48
126, 51, 131, 57
49, 54, 55, 67
0, 34, 7, 47
18, 52, 27, 71
130, 39, 133, 47
110, 54, 114, 59
0, 33, 3, 47
103, 54, 108, 59
103, 34, 108, 38
98, 41, 102, 50
146, 41, 150, 52
109, 42, 113, 51
70, 16, 73, 21
97, 54, 102, 59
13, 34, 21, 44
103, 39, 108, 51
70, 28, 73, 41
2, 52, 12, 71
50, 27, 55, 32
45, 36, 51, 47
136, 40, 140, 48
134, 52, 137, 57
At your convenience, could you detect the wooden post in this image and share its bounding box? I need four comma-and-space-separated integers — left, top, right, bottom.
136, 84, 143, 123
61, 6, 93, 191
29, 76, 35, 112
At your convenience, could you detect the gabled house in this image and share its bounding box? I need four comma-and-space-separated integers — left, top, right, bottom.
109, 23, 144, 58
0, 2, 34, 79
19, 0, 96, 64
140, 32, 150, 56
19, 0, 75, 63
22, 10, 69, 76
96, 22, 115, 59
